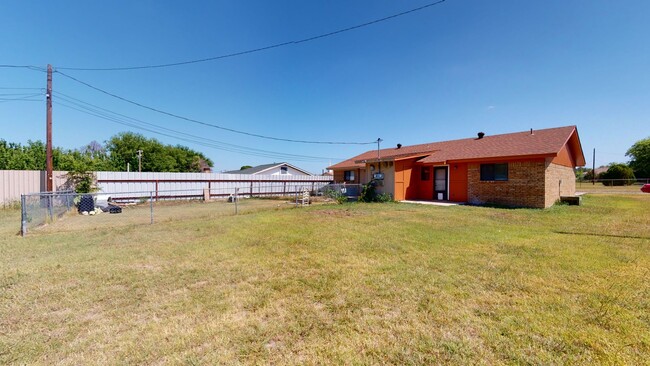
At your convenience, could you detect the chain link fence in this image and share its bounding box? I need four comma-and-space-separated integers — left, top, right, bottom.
20, 183, 330, 236
319, 183, 363, 202
576, 178, 649, 194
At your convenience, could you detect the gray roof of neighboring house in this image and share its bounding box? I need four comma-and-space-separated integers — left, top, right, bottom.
224, 162, 312, 175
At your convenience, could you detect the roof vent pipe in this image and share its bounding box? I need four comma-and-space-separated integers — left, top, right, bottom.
397, 143, 402, 149
530, 128, 534, 135
477, 132, 485, 139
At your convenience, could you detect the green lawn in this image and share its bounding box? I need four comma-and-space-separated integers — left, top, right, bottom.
1, 195, 649, 364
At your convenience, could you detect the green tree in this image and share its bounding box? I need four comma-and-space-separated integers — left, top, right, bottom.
240, 165, 253, 170
105, 132, 213, 172
600, 163, 636, 186
626, 137, 650, 178
0, 135, 212, 173
0, 139, 46, 170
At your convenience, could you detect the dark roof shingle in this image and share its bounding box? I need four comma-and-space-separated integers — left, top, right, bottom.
328, 126, 584, 169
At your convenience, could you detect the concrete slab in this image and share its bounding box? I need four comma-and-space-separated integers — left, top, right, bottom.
400, 200, 463, 207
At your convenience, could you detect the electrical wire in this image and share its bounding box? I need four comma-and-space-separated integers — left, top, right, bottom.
0, 93, 44, 102
0, 92, 44, 96
56, 100, 340, 162
56, 70, 375, 145
55, 0, 447, 71
0, 99, 43, 103
0, 65, 46, 72
54, 92, 344, 162
56, 95, 339, 161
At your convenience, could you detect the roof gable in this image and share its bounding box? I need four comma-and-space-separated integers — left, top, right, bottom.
225, 162, 313, 175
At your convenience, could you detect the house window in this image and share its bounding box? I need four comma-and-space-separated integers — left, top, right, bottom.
421, 167, 430, 181
480, 163, 508, 181
280, 166, 288, 174
344, 170, 355, 182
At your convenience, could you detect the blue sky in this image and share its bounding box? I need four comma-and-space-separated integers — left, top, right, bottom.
1, 0, 648, 173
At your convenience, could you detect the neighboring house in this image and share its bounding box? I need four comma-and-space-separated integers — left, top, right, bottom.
594, 166, 609, 176
198, 159, 212, 173
328, 126, 585, 208
225, 162, 313, 176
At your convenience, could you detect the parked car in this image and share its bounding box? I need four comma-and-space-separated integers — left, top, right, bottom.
641, 184, 650, 193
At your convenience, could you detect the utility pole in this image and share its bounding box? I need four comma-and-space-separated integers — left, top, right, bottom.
137, 150, 143, 172
46, 64, 53, 192
376, 138, 383, 173
592, 148, 596, 185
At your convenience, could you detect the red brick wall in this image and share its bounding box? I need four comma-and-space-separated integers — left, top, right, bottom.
544, 161, 576, 207
467, 159, 577, 208
467, 160, 547, 208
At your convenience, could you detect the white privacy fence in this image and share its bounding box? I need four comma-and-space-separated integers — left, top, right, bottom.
95, 172, 333, 201
0, 170, 69, 206
1, 170, 333, 206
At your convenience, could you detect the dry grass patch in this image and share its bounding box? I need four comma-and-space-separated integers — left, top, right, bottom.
0, 194, 649, 364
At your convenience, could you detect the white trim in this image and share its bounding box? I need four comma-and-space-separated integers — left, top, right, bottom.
433, 164, 450, 200
255, 163, 313, 176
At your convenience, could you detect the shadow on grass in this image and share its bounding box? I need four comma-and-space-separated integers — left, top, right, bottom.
553, 231, 649, 240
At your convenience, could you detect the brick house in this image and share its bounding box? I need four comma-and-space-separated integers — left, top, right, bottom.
328, 126, 585, 208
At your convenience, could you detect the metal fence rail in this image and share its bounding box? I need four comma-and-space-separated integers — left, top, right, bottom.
20, 183, 324, 236
20, 191, 75, 235
321, 183, 362, 198
577, 178, 649, 185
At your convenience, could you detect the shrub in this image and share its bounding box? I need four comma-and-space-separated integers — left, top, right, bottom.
359, 181, 377, 202
66, 170, 98, 193
360, 181, 393, 203
376, 192, 393, 203
599, 164, 636, 186
324, 188, 348, 204
335, 194, 348, 204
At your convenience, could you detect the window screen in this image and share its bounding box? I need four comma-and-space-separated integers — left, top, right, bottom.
480, 163, 508, 181
344, 170, 355, 181
421, 167, 430, 181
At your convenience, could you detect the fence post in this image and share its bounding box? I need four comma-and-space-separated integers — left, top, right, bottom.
235, 188, 239, 215
150, 191, 154, 224
65, 192, 72, 212
48, 194, 54, 223
250, 181, 253, 198
21, 195, 27, 237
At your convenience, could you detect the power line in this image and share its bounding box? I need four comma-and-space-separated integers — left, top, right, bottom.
54, 92, 344, 162
0, 65, 34, 68
56, 100, 339, 162
0, 65, 46, 72
55, 0, 447, 71
0, 93, 44, 102
56, 94, 339, 161
0, 92, 44, 96
55, 70, 375, 145
0, 98, 43, 103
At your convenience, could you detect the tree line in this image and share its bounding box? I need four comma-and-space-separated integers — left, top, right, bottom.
0, 132, 213, 173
